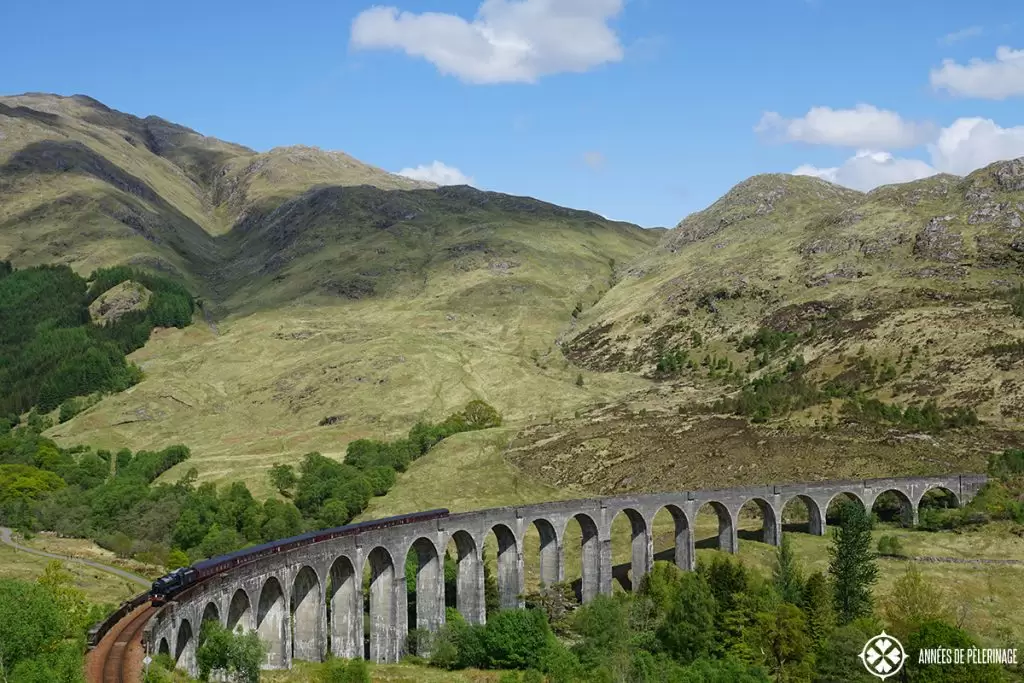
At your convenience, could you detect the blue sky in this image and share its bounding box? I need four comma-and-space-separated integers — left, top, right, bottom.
2, 0, 1023, 227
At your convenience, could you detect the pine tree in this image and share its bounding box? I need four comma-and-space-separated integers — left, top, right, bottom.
772, 532, 804, 604
800, 571, 835, 650
828, 503, 878, 625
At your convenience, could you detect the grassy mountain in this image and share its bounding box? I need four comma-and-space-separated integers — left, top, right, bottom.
0, 93, 659, 491
0, 93, 433, 292
504, 164, 1024, 495
6, 95, 1024, 676
6, 92, 1024, 503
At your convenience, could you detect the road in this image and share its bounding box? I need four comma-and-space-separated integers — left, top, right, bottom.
0, 527, 150, 587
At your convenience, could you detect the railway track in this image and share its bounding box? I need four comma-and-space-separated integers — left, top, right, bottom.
92, 604, 156, 683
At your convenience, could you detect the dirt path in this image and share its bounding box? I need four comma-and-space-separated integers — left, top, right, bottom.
0, 527, 150, 586
907, 555, 1024, 566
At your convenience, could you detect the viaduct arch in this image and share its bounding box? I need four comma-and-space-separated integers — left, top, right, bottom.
145, 472, 985, 674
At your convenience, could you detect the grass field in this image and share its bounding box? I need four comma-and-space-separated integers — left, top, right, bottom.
0, 542, 139, 606
49, 302, 649, 496
20, 533, 163, 580
720, 519, 1024, 647
358, 428, 574, 521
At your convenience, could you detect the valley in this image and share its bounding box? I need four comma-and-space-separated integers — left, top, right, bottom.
3, 93, 1024, 682
6, 94, 1024, 497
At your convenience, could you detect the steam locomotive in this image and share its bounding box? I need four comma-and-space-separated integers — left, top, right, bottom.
150, 508, 449, 606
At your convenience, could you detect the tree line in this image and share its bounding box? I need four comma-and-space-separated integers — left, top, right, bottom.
0, 263, 194, 419
0, 400, 501, 569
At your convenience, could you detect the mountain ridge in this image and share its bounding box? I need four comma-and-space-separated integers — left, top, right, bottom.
5, 92, 1024, 502
0, 94, 659, 490
0, 92, 651, 314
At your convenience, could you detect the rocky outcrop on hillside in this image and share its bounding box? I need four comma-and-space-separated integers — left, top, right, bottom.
88, 280, 152, 326
995, 158, 1024, 191
913, 217, 965, 263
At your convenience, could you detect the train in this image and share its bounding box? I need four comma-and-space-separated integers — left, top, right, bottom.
150, 508, 449, 606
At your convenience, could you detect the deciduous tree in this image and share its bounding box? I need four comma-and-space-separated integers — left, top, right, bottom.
196, 621, 265, 683
268, 463, 297, 497
883, 563, 952, 641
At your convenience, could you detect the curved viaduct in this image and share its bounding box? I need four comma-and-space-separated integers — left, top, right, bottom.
145, 473, 985, 674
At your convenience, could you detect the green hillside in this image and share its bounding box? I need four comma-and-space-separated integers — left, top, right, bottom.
5, 92, 1024, 500
508, 165, 1024, 494
5, 93, 1024, 683
0, 93, 658, 490
0, 93, 434, 293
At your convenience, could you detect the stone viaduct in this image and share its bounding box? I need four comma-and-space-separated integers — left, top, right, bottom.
145, 473, 986, 675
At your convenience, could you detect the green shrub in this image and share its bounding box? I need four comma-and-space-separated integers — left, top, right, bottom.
715, 371, 822, 422
877, 535, 905, 557
904, 619, 1005, 682
988, 449, 1024, 478
317, 657, 370, 683
840, 397, 978, 432
481, 609, 553, 670
58, 398, 82, 424
656, 348, 689, 375
406, 628, 432, 657
737, 327, 798, 358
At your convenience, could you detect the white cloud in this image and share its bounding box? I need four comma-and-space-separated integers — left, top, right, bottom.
929, 117, 1024, 175
940, 26, 983, 45
396, 161, 474, 186
930, 46, 1024, 99
792, 150, 938, 192
756, 104, 935, 149
350, 0, 625, 84
582, 151, 605, 169
790, 117, 1024, 191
